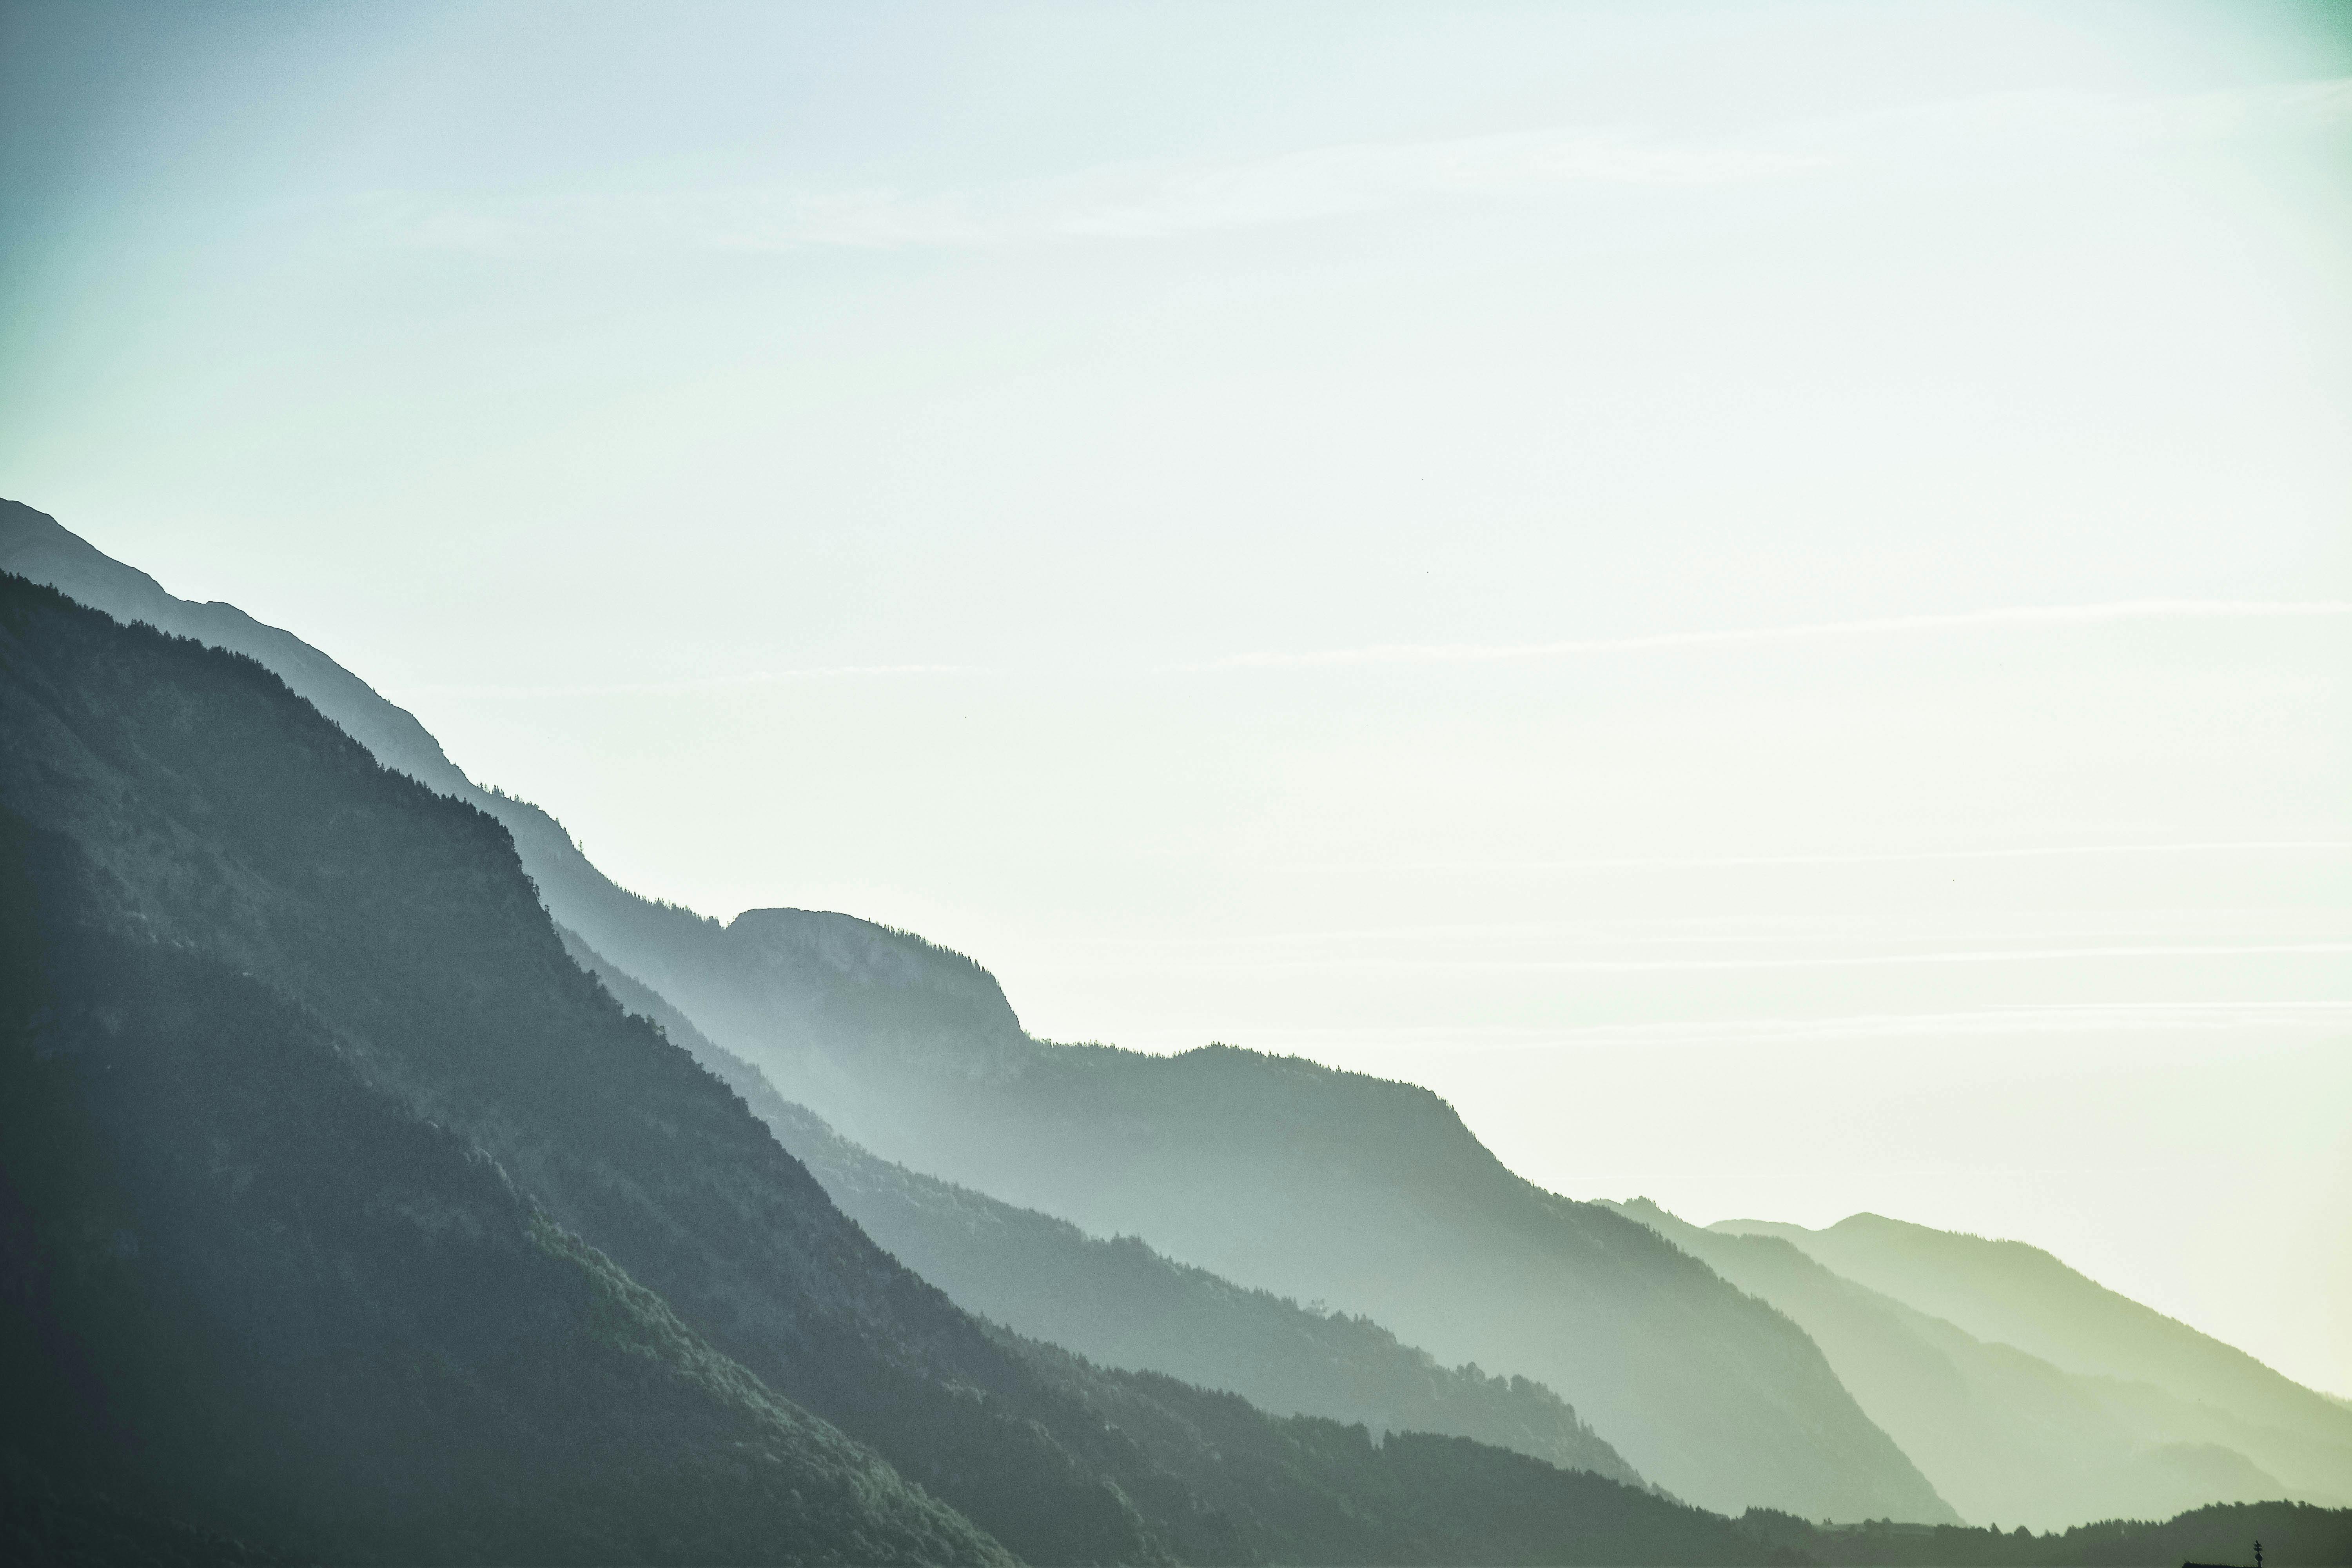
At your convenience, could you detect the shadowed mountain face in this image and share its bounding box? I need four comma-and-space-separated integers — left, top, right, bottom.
1712, 1214, 2352, 1508
0, 498, 1953, 1524
2, 571, 1832, 1566
1608, 1200, 2321, 1531
1, 833, 1009, 1565
563, 927, 1643, 1492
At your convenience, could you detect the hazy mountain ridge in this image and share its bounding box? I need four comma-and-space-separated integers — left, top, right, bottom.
2, 569, 1849, 1565
1713, 1214, 2352, 1506
561, 924, 1644, 1490
654, 912, 1956, 1523
1606, 1198, 2317, 1530
0, 497, 1952, 1524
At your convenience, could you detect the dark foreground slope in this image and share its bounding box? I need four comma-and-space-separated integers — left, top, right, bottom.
0, 573, 1797, 1565
0, 496, 1946, 1523
567, 930, 1642, 1490
0, 839, 1006, 1565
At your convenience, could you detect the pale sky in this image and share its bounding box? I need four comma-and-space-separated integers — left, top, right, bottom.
4, 1, 2348, 1392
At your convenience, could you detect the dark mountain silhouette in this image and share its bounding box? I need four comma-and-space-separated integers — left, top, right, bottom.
0, 496, 1955, 1523
1608, 1199, 2313, 1530
1, 569, 1824, 1564
1712, 1214, 2352, 1508
562, 926, 1643, 1490
1736, 1500, 2352, 1567
2, 831, 1008, 1565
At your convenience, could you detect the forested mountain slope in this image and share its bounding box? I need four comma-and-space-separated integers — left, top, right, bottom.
1, 833, 1008, 1565
1738, 1500, 2352, 1567
0, 497, 1951, 1524
1609, 1200, 2312, 1529
0, 571, 1800, 1565
1713, 1213, 2352, 1506
564, 928, 1641, 1490
0, 499, 715, 984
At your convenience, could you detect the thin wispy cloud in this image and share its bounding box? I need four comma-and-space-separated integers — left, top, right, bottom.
1134, 942, 2352, 977
1045, 128, 1815, 241
1186, 600, 2352, 672
414, 603, 2350, 697
380, 76, 2352, 256
415, 662, 980, 700
1819, 73, 2352, 160
1238, 1000, 2352, 1050
1270, 841, 2352, 873
379, 125, 1815, 255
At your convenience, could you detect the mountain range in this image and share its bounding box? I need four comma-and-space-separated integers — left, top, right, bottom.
5, 494, 2348, 1561
1714, 1211, 2352, 1504
0, 496, 1949, 1525
1608, 1200, 2349, 1530
0, 567, 1779, 1564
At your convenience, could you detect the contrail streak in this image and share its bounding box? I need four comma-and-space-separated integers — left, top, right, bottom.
1122, 942, 2352, 975
1269, 840, 2352, 873
1185, 600, 2352, 671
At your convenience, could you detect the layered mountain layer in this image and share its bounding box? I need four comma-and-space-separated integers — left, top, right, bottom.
0, 568, 1792, 1565
1711, 1212, 2352, 1513
561, 926, 1642, 1490
0, 495, 1951, 1524
546, 903, 1954, 1523
1609, 1199, 2346, 1530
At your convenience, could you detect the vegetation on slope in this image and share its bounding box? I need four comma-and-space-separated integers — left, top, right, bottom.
1739, 1500, 2352, 1567
0, 820, 1008, 1565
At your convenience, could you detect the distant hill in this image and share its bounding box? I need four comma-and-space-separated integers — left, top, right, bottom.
1712, 1213, 2352, 1508
0, 497, 1953, 1525
1608, 1200, 2314, 1530
1742, 1499, 2352, 1566
0, 567, 1804, 1565
564, 925, 1643, 1490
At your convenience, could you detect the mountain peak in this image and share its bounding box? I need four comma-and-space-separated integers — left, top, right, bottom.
722, 907, 1025, 1038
